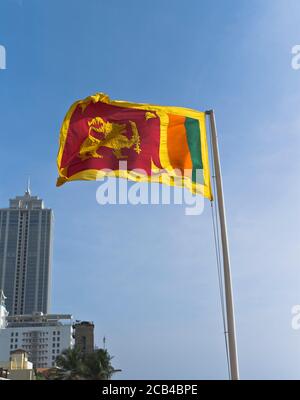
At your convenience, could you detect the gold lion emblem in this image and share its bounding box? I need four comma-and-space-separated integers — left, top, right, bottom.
79, 117, 141, 160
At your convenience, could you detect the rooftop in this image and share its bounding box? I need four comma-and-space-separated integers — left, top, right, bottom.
7, 312, 73, 328
0, 182, 50, 210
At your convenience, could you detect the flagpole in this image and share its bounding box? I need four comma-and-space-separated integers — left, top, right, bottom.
206, 110, 239, 380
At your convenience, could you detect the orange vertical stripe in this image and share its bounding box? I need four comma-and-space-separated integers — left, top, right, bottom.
167, 114, 193, 174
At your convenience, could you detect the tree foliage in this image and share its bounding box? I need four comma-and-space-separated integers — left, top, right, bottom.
49, 347, 120, 380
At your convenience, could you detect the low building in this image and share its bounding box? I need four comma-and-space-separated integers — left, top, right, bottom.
0, 311, 74, 368
0, 349, 35, 380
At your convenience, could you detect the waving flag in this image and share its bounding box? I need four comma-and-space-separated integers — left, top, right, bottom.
56, 93, 212, 199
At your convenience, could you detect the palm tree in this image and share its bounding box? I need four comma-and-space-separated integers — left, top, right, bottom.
54, 347, 85, 380
82, 349, 121, 380
51, 347, 121, 380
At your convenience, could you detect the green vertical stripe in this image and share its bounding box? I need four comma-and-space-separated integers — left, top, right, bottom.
185, 117, 204, 184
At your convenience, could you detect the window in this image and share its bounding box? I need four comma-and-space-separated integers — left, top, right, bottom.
52, 350, 55, 354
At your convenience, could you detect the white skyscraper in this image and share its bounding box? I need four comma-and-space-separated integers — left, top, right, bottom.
0, 188, 75, 370
0, 187, 53, 315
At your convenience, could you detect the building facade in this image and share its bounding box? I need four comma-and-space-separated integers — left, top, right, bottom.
0, 188, 53, 315
0, 291, 8, 329
73, 321, 94, 354
0, 311, 74, 368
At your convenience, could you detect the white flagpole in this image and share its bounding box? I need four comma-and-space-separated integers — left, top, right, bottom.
207, 110, 239, 380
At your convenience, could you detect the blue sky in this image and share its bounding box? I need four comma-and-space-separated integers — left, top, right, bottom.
0, 0, 300, 379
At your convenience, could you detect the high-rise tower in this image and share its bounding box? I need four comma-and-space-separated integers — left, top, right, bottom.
0, 186, 53, 315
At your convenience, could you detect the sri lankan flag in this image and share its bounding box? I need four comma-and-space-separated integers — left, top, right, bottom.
56, 93, 212, 200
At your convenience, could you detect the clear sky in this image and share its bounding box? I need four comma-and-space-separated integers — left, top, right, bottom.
0, 0, 300, 379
